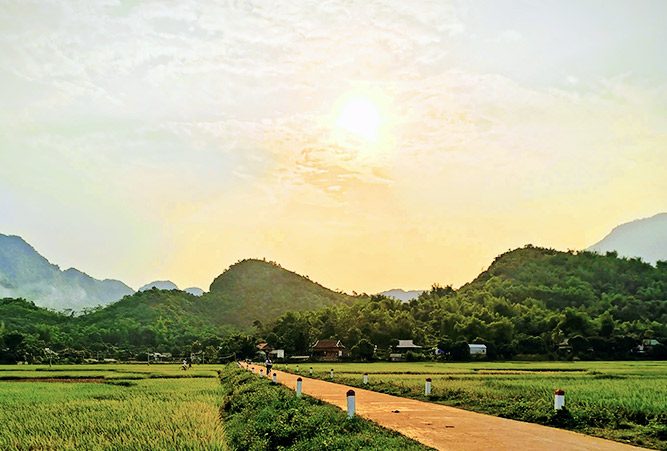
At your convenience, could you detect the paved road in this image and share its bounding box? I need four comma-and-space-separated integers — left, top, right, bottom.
239, 362, 647, 451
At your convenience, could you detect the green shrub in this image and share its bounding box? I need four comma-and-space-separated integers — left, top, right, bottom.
218, 365, 431, 450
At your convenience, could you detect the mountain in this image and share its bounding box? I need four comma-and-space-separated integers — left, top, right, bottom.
461, 244, 667, 312
73, 259, 357, 337
207, 259, 357, 326
184, 287, 204, 296
0, 234, 134, 311
2, 247, 666, 363
139, 280, 179, 291
380, 289, 424, 302
588, 213, 667, 264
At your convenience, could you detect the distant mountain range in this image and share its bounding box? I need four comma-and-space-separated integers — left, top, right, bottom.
0, 234, 134, 311
588, 212, 667, 264
3, 212, 664, 312
0, 234, 206, 310
380, 289, 424, 302
138, 281, 205, 296
0, 232, 353, 323
139, 280, 179, 292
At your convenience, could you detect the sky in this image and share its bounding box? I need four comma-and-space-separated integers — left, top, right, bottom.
1, 0, 666, 293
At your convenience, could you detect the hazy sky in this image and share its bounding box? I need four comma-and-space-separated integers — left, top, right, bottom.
1, 0, 666, 292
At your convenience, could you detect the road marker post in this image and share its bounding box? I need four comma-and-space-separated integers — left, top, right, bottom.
330, 368, 334, 380
296, 377, 303, 397
363, 373, 368, 385
554, 389, 565, 410
346, 389, 356, 419
309, 367, 313, 376
260, 369, 263, 377
272, 372, 277, 383
425, 378, 432, 396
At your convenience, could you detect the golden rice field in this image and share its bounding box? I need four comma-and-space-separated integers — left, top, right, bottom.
279, 361, 667, 450
0, 364, 226, 450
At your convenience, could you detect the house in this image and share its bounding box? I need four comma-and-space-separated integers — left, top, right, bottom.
636, 339, 661, 354
390, 339, 422, 361
269, 349, 285, 359
396, 339, 421, 350
257, 342, 272, 356
468, 344, 487, 357
311, 339, 347, 361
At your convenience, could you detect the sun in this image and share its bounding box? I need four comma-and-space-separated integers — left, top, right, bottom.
336, 97, 382, 142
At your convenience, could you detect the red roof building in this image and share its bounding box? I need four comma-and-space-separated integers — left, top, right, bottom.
311, 339, 347, 361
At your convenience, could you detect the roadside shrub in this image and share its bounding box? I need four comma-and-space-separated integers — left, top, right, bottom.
218, 365, 430, 450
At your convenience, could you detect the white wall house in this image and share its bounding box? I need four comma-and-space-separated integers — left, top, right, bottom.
269, 349, 285, 359
468, 344, 487, 356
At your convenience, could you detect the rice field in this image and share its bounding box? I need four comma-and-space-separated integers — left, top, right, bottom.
278, 361, 667, 450
0, 364, 227, 450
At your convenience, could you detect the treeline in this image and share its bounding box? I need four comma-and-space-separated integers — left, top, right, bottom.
257, 247, 667, 360
1, 246, 666, 363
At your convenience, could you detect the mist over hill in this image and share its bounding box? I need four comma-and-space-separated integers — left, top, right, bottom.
588, 213, 667, 264
0, 234, 134, 310
184, 287, 204, 296
139, 280, 179, 292
380, 289, 425, 302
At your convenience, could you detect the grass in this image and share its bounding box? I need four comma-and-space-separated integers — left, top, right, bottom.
218, 364, 432, 450
276, 361, 667, 450
0, 363, 432, 450
0, 364, 226, 450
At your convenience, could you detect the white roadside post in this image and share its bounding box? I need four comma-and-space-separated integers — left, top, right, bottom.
272, 372, 277, 384
363, 373, 368, 385
309, 367, 313, 376
296, 377, 303, 397
251, 367, 255, 373
260, 369, 263, 377
296, 365, 299, 373
425, 378, 432, 396
554, 389, 565, 410
330, 368, 334, 380
346, 390, 356, 419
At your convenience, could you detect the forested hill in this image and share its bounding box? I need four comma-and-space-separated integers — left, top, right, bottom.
258, 246, 667, 359
2, 247, 666, 363
76, 259, 356, 332
207, 259, 357, 326
462, 245, 667, 313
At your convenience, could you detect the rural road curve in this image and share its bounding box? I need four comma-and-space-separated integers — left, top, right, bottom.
239, 362, 647, 451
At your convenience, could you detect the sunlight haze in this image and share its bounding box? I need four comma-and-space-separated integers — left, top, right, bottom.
1, 0, 666, 292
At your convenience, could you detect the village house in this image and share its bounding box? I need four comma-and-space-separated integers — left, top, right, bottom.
390, 339, 422, 361
311, 339, 347, 361
468, 343, 487, 357
256, 342, 272, 356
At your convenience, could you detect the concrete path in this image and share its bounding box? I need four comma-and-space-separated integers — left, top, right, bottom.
239, 363, 647, 451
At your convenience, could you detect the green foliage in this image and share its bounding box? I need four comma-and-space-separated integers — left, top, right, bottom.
218, 364, 430, 450
260, 246, 667, 361
297, 361, 667, 450
208, 259, 357, 327
2, 246, 666, 363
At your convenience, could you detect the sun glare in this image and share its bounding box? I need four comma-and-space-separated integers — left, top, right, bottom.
336, 97, 382, 142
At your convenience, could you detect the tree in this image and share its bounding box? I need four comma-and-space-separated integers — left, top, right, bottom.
351, 339, 375, 361
450, 341, 470, 361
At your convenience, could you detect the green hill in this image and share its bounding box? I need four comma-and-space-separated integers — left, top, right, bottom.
30, 259, 357, 351
3, 248, 665, 363
461, 245, 667, 315
206, 259, 356, 326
